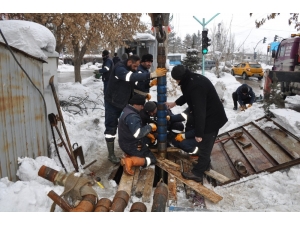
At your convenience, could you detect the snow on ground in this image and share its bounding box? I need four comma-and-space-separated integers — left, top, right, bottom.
1, 63, 300, 220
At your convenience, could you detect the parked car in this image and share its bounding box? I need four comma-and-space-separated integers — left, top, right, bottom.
231, 62, 264, 80
199, 60, 216, 70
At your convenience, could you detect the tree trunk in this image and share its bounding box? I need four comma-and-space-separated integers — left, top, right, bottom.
74, 59, 82, 83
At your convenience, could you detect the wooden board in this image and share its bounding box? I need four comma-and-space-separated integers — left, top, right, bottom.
142, 167, 155, 203
131, 167, 141, 194
117, 167, 136, 196
134, 169, 148, 198
169, 152, 230, 184
155, 158, 223, 203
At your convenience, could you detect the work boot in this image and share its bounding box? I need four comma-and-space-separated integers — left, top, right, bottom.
120, 156, 146, 176
106, 141, 120, 164
233, 106, 237, 110
181, 171, 203, 184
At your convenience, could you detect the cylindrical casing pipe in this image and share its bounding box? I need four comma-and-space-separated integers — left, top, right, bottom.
47, 190, 72, 212
94, 198, 112, 212
70, 194, 96, 212
151, 182, 169, 212
38, 165, 97, 212
110, 190, 130, 212
130, 202, 147, 212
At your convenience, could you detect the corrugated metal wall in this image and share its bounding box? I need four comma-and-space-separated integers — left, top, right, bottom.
0, 43, 48, 181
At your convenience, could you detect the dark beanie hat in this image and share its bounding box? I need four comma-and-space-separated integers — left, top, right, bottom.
102, 50, 109, 56
129, 94, 146, 105
144, 101, 156, 113
141, 54, 153, 62
171, 65, 186, 80
241, 86, 248, 93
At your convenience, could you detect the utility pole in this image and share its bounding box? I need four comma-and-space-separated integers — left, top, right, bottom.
193, 13, 220, 75
253, 39, 263, 61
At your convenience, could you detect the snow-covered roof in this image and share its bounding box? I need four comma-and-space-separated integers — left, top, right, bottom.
0, 20, 56, 60
133, 33, 155, 41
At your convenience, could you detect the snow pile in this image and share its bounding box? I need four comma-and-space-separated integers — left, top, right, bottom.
0, 20, 56, 60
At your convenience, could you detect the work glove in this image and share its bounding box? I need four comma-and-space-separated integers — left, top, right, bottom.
150, 68, 167, 78
146, 133, 156, 144
146, 93, 151, 101
175, 133, 185, 142
247, 104, 252, 108
149, 123, 157, 132
149, 79, 157, 87
166, 115, 170, 121
240, 105, 246, 111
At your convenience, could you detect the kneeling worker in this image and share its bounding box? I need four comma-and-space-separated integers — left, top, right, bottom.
118, 94, 157, 176
232, 84, 255, 111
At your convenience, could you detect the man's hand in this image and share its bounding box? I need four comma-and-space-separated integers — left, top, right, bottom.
165, 102, 176, 109
240, 105, 246, 111
195, 137, 202, 142
146, 133, 156, 143
247, 104, 252, 108
149, 123, 157, 132
146, 93, 151, 101
149, 79, 157, 87
175, 133, 185, 142
150, 68, 167, 78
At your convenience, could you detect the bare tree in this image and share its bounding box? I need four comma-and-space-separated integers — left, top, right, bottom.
5, 13, 146, 83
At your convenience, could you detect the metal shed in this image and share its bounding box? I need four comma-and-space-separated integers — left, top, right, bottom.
0, 42, 49, 181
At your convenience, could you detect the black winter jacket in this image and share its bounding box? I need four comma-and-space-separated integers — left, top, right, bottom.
99, 58, 113, 82
118, 104, 152, 153
135, 64, 151, 93
105, 60, 151, 109
235, 84, 255, 106
174, 70, 228, 137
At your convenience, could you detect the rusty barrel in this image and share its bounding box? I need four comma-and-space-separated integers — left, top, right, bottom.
151, 182, 168, 212
94, 198, 112, 212
130, 202, 147, 212
110, 190, 130, 212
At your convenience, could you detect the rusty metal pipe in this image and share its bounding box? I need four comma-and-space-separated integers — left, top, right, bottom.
47, 190, 72, 212
130, 202, 147, 212
151, 181, 169, 212
94, 198, 112, 212
70, 194, 96, 212
110, 190, 130, 212
38, 165, 97, 212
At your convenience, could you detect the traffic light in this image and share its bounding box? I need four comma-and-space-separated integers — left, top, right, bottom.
202, 30, 211, 55
263, 37, 267, 43
274, 35, 278, 42
267, 45, 270, 53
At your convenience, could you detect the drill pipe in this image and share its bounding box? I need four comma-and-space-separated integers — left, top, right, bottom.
110, 190, 130, 212
151, 181, 169, 212
130, 202, 147, 212
94, 198, 112, 212
38, 165, 97, 212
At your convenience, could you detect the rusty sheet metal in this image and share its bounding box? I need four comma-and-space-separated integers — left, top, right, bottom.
0, 43, 48, 182
211, 116, 300, 186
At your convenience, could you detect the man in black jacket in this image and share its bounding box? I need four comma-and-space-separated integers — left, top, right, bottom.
112, 53, 120, 65
118, 94, 157, 175
135, 54, 157, 93
99, 50, 113, 96
103, 55, 167, 164
166, 65, 228, 184
232, 84, 255, 111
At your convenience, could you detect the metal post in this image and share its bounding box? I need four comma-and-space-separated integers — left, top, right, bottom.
193, 14, 220, 76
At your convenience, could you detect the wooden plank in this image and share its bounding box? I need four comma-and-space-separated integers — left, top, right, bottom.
170, 152, 231, 184
168, 173, 177, 202
134, 169, 148, 198
155, 158, 223, 203
151, 147, 180, 153
167, 154, 178, 202
117, 167, 136, 196
131, 167, 140, 194
142, 166, 155, 203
